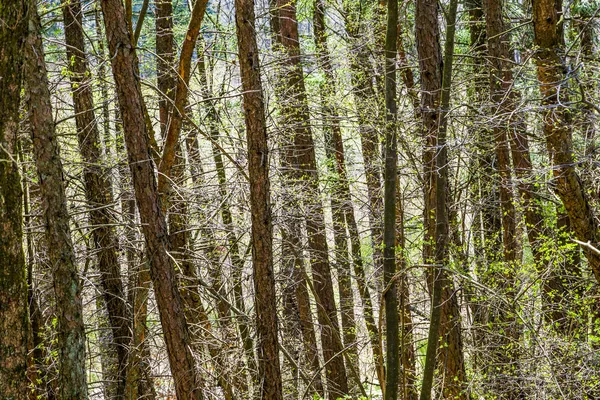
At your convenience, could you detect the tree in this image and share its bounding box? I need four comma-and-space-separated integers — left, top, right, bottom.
0, 0, 30, 396
62, 1, 130, 396
25, 4, 88, 397
99, 0, 201, 397
234, 0, 283, 395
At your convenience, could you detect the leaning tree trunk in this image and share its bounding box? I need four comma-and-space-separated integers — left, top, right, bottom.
0, 0, 30, 397
61, 1, 130, 396
99, 0, 201, 398
24, 5, 88, 398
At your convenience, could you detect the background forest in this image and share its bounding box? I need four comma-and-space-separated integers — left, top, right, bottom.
1, 0, 600, 398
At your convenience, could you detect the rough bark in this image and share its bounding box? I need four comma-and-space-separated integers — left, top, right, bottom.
313, 0, 361, 389
158, 0, 209, 197
418, 0, 468, 398
99, 0, 202, 397
271, 0, 349, 396
0, 0, 30, 397
234, 0, 284, 395
532, 0, 600, 283
155, 0, 176, 137
24, 5, 88, 398
62, 1, 130, 396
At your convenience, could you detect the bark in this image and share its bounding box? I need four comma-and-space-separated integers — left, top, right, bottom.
62, 1, 130, 397
419, 0, 467, 398
0, 0, 30, 397
234, 0, 284, 395
267, 6, 325, 396
24, 5, 88, 398
416, 0, 443, 271
382, 0, 399, 397
99, 0, 201, 398
158, 0, 209, 197
271, 0, 349, 397
532, 0, 600, 284
155, 0, 176, 137
343, 1, 384, 279
313, 0, 361, 389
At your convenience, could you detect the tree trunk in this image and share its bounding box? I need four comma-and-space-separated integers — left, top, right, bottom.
234, 0, 284, 395
532, 0, 600, 283
313, 0, 361, 390
155, 0, 176, 137
24, 5, 88, 398
157, 0, 209, 198
271, 0, 349, 396
382, 0, 399, 397
0, 0, 30, 397
99, 0, 201, 397
418, 0, 467, 398
344, 1, 384, 280
62, 1, 130, 396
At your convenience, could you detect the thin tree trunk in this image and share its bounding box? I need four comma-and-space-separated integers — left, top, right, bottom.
344, 2, 384, 280
313, 0, 360, 388
0, 0, 30, 396
267, 7, 325, 396
396, 182, 418, 400
24, 5, 88, 398
481, 0, 524, 394
99, 0, 201, 397
62, 2, 130, 397
196, 51, 257, 386
155, 0, 176, 137
382, 0, 399, 397
157, 0, 209, 197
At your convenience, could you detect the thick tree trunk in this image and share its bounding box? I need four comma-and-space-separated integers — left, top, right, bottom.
0, 0, 30, 397
62, 2, 130, 397
24, 6, 88, 398
234, 0, 284, 396
99, 0, 201, 398
532, 0, 600, 283
418, 0, 467, 398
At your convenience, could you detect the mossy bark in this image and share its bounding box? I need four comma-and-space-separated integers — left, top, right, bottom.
0, 1, 30, 397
